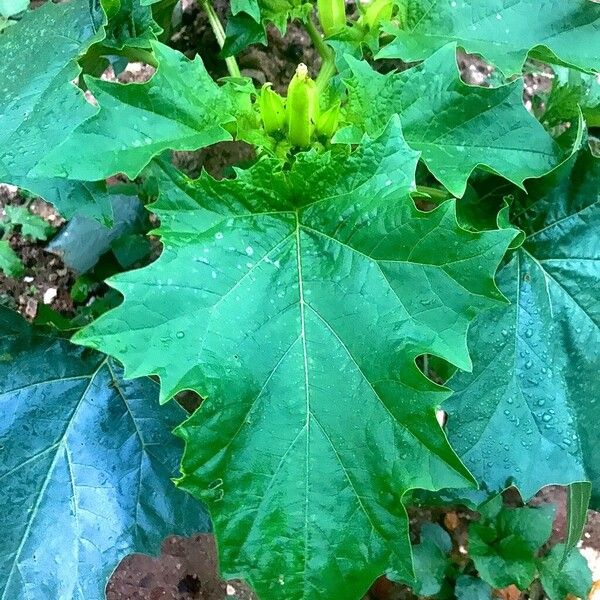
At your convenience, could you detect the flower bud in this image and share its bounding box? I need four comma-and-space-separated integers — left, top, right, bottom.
316, 101, 340, 138
259, 83, 286, 133
317, 0, 346, 36
286, 64, 319, 148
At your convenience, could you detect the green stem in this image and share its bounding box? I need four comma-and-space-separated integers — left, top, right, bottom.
198, 0, 241, 78
304, 18, 336, 92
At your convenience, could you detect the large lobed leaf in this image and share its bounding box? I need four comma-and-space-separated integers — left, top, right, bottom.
36, 42, 238, 182
379, 0, 600, 77
0, 0, 114, 223
337, 44, 565, 197
73, 119, 515, 599
446, 148, 600, 505
0, 306, 208, 600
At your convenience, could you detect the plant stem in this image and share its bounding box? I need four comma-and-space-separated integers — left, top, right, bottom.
304, 18, 336, 92
198, 0, 241, 78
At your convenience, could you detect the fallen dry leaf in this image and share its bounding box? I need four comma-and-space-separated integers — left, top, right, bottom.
589, 580, 600, 600
444, 511, 460, 531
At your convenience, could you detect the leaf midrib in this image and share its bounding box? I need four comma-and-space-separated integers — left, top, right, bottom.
0, 358, 107, 600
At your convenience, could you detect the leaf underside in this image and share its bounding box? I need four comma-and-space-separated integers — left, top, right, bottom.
74, 119, 515, 600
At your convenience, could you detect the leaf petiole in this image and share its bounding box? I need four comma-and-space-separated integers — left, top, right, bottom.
197, 0, 241, 78
304, 17, 336, 92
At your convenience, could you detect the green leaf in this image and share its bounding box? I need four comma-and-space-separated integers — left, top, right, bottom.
35, 42, 237, 182
378, 0, 600, 77
542, 68, 600, 128
390, 523, 452, 596
0, 306, 208, 600
223, 12, 267, 56
111, 234, 152, 268
0, 0, 27, 17
446, 149, 600, 505
537, 544, 593, 600
231, 0, 261, 21
337, 45, 565, 197
4, 206, 54, 241
47, 192, 148, 274
223, 0, 312, 56
469, 503, 555, 589
101, 0, 162, 50
0, 0, 114, 224
0, 240, 24, 277
565, 482, 591, 559
72, 118, 515, 599
455, 575, 492, 600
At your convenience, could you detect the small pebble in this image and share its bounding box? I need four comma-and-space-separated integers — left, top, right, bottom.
25, 298, 38, 319
43, 288, 57, 305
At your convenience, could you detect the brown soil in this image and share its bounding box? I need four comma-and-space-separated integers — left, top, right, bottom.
106, 534, 256, 600
0, 185, 74, 319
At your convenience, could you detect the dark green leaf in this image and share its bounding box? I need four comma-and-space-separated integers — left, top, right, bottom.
446, 149, 600, 505
47, 193, 148, 274
72, 119, 515, 599
111, 234, 152, 268
222, 0, 312, 56
469, 503, 555, 589
35, 43, 237, 181
390, 523, 452, 596
379, 0, 600, 77
338, 45, 565, 197
455, 575, 492, 600
0, 306, 208, 600
537, 544, 593, 600
101, 0, 162, 50
223, 12, 267, 56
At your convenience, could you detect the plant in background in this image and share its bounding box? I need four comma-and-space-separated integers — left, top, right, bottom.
0, 0, 599, 599
0, 201, 55, 277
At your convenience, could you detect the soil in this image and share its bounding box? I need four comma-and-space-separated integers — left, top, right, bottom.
1, 3, 598, 599
106, 535, 256, 600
